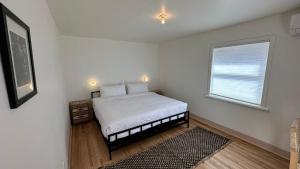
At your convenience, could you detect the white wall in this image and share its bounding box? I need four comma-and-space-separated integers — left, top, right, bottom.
159, 9, 300, 152
61, 36, 159, 101
0, 1, 69, 169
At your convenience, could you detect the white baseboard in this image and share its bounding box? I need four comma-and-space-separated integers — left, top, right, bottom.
68, 126, 72, 169
190, 113, 290, 160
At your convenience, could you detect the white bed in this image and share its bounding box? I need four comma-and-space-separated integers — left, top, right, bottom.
93, 92, 188, 141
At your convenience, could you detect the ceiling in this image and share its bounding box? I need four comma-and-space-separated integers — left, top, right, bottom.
47, 0, 300, 43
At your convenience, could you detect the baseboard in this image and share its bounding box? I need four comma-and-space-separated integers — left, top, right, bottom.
190, 113, 290, 160
68, 126, 72, 169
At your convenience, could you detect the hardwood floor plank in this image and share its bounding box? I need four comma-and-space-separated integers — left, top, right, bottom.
70, 119, 289, 169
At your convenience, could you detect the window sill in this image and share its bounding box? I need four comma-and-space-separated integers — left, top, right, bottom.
205, 94, 269, 112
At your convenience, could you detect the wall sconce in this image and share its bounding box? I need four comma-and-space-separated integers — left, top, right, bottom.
88, 78, 98, 90
89, 80, 97, 87
142, 75, 150, 83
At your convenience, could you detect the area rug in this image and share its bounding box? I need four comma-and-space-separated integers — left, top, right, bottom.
100, 127, 231, 169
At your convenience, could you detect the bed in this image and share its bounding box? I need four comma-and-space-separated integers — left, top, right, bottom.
92, 91, 189, 160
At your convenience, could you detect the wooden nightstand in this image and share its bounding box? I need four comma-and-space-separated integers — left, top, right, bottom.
152, 90, 164, 95
69, 100, 93, 125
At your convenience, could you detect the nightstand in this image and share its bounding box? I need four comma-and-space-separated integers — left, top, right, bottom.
69, 100, 93, 125
152, 90, 164, 95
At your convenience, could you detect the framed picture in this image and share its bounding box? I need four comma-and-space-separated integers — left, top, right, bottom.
0, 3, 37, 109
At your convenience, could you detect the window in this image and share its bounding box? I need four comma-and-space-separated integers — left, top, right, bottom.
208, 38, 272, 110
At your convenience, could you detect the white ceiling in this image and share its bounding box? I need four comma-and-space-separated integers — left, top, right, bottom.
47, 0, 300, 43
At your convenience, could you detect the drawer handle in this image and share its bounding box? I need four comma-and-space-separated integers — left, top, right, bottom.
73, 114, 89, 120
72, 107, 89, 113
81, 107, 89, 111
72, 109, 79, 113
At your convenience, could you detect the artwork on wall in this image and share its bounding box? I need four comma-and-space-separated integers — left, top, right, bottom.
0, 3, 37, 109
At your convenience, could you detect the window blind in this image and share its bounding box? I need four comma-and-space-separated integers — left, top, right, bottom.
209, 41, 270, 105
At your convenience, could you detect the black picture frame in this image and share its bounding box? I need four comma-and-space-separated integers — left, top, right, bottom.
0, 3, 37, 109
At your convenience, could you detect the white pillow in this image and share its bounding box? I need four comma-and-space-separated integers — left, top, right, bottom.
127, 83, 149, 94
100, 84, 126, 97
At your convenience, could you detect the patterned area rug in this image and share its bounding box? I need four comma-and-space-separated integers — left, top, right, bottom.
100, 127, 231, 169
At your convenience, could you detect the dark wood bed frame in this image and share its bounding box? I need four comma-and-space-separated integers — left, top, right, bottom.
91, 91, 190, 160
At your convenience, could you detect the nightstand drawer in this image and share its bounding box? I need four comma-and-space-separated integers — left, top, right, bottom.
71, 103, 90, 109
71, 107, 89, 113
72, 116, 90, 124
73, 114, 89, 120
72, 110, 90, 116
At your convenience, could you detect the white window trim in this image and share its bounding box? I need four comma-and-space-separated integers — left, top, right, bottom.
205, 94, 269, 111
206, 35, 276, 111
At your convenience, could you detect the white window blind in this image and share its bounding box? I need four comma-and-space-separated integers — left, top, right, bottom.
209, 41, 270, 105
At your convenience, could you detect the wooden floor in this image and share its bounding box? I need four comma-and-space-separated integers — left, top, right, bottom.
70, 119, 289, 169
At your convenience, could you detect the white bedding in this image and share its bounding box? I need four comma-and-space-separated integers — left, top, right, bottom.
93, 92, 188, 141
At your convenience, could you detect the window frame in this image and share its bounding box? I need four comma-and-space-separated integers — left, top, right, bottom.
206, 36, 275, 111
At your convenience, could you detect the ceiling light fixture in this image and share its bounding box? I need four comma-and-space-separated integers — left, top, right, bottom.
158, 12, 168, 24
155, 8, 171, 25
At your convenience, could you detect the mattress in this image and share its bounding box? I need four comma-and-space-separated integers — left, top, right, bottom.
93, 92, 188, 141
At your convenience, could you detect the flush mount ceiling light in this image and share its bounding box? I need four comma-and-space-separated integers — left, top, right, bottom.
155, 8, 171, 24
158, 12, 168, 24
